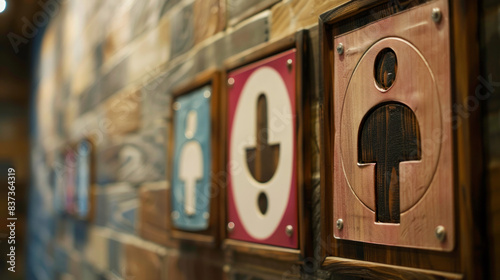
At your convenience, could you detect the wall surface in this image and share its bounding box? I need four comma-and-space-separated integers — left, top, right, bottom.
29, 0, 498, 279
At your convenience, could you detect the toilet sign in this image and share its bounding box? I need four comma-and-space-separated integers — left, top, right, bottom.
75, 139, 92, 219
328, 0, 454, 251
227, 49, 298, 248
171, 85, 212, 231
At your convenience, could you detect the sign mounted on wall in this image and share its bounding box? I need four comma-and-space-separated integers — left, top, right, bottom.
320, 0, 454, 253
168, 69, 222, 245
75, 139, 95, 220
225, 31, 309, 253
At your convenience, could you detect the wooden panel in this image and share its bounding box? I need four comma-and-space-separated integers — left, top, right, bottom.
224, 11, 270, 58
228, 0, 279, 26
270, 0, 349, 40
127, 16, 171, 84
332, 0, 454, 251
223, 31, 312, 260
104, 89, 142, 136
168, 69, 223, 246
193, 0, 226, 44
323, 257, 463, 280
94, 183, 138, 235
124, 243, 165, 280
165, 246, 224, 280
96, 127, 167, 185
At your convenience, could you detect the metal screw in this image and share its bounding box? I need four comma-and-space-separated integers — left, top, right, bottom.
173, 102, 181, 111
227, 77, 235, 86
227, 222, 235, 233
336, 219, 344, 230
336, 43, 344, 55
204, 90, 211, 98
203, 212, 210, 219
435, 225, 446, 242
287, 59, 293, 71
431, 7, 442, 23
171, 211, 180, 220
285, 225, 294, 237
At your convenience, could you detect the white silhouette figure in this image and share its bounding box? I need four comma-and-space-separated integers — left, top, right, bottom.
179, 110, 203, 216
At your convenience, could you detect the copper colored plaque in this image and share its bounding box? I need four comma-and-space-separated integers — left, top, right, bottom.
332, 0, 454, 251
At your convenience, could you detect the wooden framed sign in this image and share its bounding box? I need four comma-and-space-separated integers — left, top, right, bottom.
74, 138, 96, 220
319, 0, 483, 278
224, 31, 310, 257
168, 69, 222, 245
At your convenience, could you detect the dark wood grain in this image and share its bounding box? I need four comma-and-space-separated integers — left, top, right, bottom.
222, 30, 312, 264
359, 103, 421, 223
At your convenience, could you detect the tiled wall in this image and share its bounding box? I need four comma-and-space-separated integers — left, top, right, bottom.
29, 0, 347, 279
30, 0, 500, 279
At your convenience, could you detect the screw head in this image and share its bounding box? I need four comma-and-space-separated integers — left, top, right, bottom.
204, 90, 211, 98
171, 211, 180, 220
173, 102, 181, 111
287, 59, 293, 70
227, 77, 235, 86
203, 212, 210, 219
336, 219, 344, 230
336, 43, 344, 55
227, 222, 235, 233
285, 225, 294, 237
435, 225, 446, 242
431, 7, 442, 23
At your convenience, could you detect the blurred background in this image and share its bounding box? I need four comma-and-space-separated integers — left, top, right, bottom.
0, 0, 499, 279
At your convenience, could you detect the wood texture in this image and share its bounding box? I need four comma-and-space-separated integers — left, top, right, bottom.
322, 257, 463, 280
359, 103, 421, 223
318, 0, 474, 275
332, 2, 454, 250
125, 243, 165, 280
228, 0, 279, 26
193, 0, 226, 45
170, 2, 194, 59
222, 30, 312, 261
138, 182, 175, 247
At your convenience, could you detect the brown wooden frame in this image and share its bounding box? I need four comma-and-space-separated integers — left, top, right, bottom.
319, 0, 484, 279
167, 68, 223, 246
221, 30, 312, 262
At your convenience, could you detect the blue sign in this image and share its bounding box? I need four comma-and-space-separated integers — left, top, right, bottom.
171, 85, 212, 231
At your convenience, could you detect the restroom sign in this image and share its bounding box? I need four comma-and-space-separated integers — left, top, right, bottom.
168, 70, 222, 244
328, 0, 454, 251
227, 49, 298, 248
